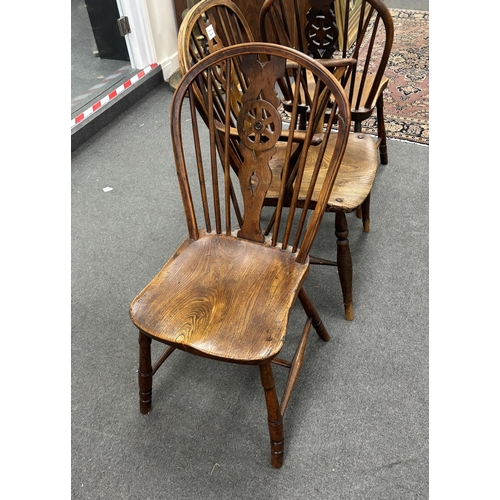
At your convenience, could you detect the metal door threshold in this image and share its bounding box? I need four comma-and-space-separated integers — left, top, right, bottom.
71, 63, 164, 152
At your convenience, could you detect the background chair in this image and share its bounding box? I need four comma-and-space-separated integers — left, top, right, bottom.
259, 0, 394, 165
129, 42, 351, 468
178, 0, 379, 321
178, 0, 254, 76
178, 0, 255, 189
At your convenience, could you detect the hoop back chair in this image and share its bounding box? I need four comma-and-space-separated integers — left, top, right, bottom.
178, 0, 254, 77
129, 43, 351, 468
178, 0, 255, 187
259, 0, 394, 164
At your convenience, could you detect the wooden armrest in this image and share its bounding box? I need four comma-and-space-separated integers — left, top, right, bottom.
286, 57, 356, 83
316, 57, 357, 68
286, 57, 356, 70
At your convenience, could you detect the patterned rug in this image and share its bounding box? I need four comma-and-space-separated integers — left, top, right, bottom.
363, 9, 429, 145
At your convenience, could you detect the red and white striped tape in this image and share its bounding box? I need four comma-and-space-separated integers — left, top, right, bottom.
71, 63, 159, 129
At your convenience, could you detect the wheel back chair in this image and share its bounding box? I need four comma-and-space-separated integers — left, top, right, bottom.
129, 42, 351, 468
178, 0, 380, 321
259, 0, 394, 165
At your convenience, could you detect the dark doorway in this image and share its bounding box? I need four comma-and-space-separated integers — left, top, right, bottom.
85, 0, 129, 61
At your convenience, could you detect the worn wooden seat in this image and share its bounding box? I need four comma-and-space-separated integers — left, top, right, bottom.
259, 0, 394, 164
268, 132, 377, 213
130, 42, 351, 468
178, 0, 379, 321
131, 231, 306, 363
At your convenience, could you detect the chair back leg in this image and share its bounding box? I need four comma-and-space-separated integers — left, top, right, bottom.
335, 212, 353, 321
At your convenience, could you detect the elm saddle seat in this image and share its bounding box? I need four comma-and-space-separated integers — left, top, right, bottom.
178, 0, 379, 321
129, 43, 351, 468
131, 232, 306, 363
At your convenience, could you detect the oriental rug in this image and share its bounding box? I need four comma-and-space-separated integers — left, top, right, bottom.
279, 9, 429, 145
363, 9, 429, 145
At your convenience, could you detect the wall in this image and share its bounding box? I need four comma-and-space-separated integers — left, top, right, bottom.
145, 0, 180, 81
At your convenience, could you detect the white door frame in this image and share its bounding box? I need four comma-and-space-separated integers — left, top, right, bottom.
116, 0, 156, 69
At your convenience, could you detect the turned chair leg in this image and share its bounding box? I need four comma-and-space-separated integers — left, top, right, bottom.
376, 95, 388, 165
335, 212, 354, 321
259, 363, 284, 468
361, 192, 371, 233
354, 120, 364, 221
138, 330, 153, 415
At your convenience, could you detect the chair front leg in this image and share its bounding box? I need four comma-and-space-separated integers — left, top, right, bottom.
259, 363, 284, 468
138, 330, 153, 415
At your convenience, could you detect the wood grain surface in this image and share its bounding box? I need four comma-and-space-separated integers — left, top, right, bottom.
130, 232, 309, 364
267, 131, 378, 212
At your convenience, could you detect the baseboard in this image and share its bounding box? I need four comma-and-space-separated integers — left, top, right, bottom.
159, 52, 179, 82
159, 52, 182, 92
71, 64, 164, 153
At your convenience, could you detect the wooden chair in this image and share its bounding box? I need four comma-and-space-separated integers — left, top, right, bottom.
177, 0, 255, 180
178, 0, 254, 75
259, 0, 394, 165
129, 42, 351, 468
178, 0, 379, 321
